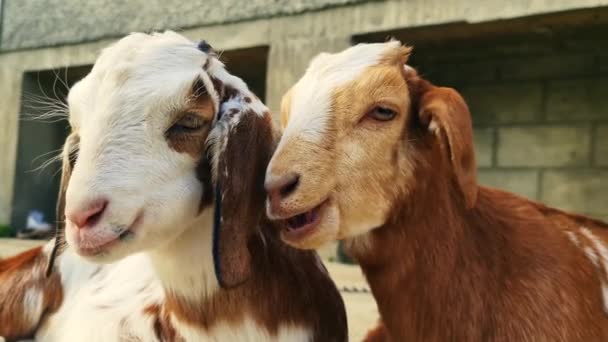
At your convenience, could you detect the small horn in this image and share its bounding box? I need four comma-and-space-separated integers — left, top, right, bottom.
197, 40, 213, 54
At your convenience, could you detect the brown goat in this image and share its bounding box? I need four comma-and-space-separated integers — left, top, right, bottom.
265, 40, 608, 341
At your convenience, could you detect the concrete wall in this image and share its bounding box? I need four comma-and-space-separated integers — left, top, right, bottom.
1, 0, 608, 224
0, 0, 372, 51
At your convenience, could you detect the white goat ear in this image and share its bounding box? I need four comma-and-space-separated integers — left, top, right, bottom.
46, 132, 79, 276
211, 110, 274, 288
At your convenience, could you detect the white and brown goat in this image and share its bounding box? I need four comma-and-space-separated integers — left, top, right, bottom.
266, 40, 608, 341
0, 31, 346, 342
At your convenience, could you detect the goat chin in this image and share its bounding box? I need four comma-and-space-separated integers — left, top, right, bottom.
0, 31, 347, 342
270, 41, 608, 341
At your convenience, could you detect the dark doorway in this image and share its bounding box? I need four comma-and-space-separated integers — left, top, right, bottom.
10, 65, 91, 232
220, 46, 269, 101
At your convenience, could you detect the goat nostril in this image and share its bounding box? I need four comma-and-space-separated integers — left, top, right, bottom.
266, 173, 301, 200
69, 199, 108, 229
280, 175, 300, 197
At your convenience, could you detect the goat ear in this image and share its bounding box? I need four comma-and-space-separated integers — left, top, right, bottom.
416, 81, 478, 208
211, 111, 274, 288
46, 132, 79, 276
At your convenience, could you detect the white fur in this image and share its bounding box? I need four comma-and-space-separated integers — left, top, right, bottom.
565, 230, 581, 247
147, 209, 218, 300
428, 120, 440, 134
279, 41, 400, 145
23, 287, 44, 328
564, 228, 608, 315
37, 212, 300, 341
579, 227, 608, 314
37, 247, 163, 342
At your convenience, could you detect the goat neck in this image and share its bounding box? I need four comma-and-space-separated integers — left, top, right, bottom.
147, 209, 217, 302
352, 143, 608, 340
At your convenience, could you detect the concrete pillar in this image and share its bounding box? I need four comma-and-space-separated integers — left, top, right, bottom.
0, 68, 23, 225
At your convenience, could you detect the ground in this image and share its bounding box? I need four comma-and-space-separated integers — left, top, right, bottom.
0, 239, 378, 341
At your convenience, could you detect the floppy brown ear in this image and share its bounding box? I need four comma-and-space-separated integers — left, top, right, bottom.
416, 80, 478, 208
211, 111, 274, 288
46, 132, 79, 276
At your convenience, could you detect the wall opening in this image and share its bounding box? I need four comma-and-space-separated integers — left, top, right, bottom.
11, 65, 92, 231
220, 45, 269, 101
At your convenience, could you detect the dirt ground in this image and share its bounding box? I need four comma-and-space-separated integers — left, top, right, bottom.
0, 239, 378, 341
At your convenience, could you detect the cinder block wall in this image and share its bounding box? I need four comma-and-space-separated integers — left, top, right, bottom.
410, 26, 608, 220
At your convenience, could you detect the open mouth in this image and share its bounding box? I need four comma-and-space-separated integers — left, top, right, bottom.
281, 199, 328, 241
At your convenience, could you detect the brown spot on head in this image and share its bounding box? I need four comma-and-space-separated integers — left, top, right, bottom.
164, 80, 215, 159
211, 77, 225, 99
221, 85, 240, 103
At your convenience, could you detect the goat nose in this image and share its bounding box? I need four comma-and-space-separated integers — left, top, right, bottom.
265, 172, 300, 201
67, 199, 108, 230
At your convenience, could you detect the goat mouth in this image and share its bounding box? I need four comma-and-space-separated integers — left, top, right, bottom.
77, 213, 142, 257
78, 233, 125, 257
281, 200, 328, 240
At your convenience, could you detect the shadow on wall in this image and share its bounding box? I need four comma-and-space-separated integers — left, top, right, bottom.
9, 45, 270, 232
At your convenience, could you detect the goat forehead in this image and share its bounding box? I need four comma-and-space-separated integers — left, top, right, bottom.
68, 32, 213, 127
93, 31, 206, 77
304, 41, 399, 82
282, 41, 400, 140
287, 43, 399, 120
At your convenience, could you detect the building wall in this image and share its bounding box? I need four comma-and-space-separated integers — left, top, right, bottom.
1, 0, 608, 224
0, 0, 372, 51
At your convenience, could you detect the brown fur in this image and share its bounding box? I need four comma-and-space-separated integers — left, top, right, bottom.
0, 247, 63, 341
140, 108, 348, 341
357, 71, 608, 340
143, 304, 181, 341
347, 60, 607, 341
165, 82, 214, 159
164, 231, 346, 341
184, 109, 347, 340
272, 43, 608, 341
362, 320, 391, 342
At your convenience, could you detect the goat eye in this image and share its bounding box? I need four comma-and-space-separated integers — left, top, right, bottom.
168, 113, 206, 133
368, 106, 397, 122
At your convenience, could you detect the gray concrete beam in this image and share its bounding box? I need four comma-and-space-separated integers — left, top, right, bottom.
1, 0, 369, 51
